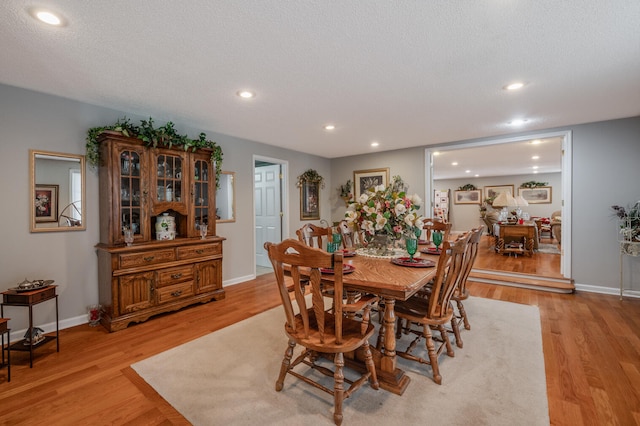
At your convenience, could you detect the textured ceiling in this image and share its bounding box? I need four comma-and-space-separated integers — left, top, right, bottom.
1, 1, 639, 160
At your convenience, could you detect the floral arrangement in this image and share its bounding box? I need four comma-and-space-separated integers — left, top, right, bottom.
296, 169, 325, 188
345, 176, 424, 239
339, 179, 352, 198
458, 183, 477, 190
612, 201, 640, 243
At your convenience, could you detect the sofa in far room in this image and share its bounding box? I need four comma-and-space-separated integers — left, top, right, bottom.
550, 210, 562, 245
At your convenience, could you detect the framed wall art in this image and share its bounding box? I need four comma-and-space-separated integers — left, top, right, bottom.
34, 184, 59, 222
300, 181, 320, 220
484, 185, 514, 200
353, 168, 390, 196
454, 189, 482, 205
518, 186, 552, 204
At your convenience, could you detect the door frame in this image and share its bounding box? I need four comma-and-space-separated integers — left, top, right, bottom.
253, 155, 289, 273
424, 130, 572, 278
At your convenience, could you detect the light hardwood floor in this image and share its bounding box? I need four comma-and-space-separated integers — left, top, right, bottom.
1, 265, 638, 425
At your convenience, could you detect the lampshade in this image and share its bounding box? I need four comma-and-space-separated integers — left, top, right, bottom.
514, 195, 529, 207
492, 192, 518, 207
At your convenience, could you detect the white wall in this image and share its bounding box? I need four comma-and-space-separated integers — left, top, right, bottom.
436, 172, 562, 233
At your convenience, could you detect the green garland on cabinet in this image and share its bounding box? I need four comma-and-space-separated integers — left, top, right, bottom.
86, 117, 223, 187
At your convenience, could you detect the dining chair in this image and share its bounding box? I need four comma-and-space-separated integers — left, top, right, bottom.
422, 218, 452, 243
336, 220, 358, 249
295, 223, 333, 250
393, 233, 470, 385
265, 239, 379, 426
449, 226, 483, 348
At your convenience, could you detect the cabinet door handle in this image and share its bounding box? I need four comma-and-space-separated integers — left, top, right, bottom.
171, 273, 183, 279
196, 249, 205, 254
171, 290, 183, 297
144, 256, 155, 262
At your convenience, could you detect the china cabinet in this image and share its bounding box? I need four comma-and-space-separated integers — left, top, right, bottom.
95, 131, 224, 332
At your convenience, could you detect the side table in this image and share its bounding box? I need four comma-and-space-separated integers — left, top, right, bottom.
0, 318, 9, 382
1, 285, 59, 368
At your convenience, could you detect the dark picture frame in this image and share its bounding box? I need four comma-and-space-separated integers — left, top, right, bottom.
353, 168, 390, 196
34, 184, 59, 222
518, 186, 552, 204
300, 181, 320, 220
454, 189, 482, 204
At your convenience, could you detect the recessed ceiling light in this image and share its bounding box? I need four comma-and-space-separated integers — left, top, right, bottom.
504, 82, 525, 91
533, 170, 539, 174
371, 141, 379, 147
31, 9, 64, 26
508, 119, 528, 126
474, 174, 480, 177
433, 151, 441, 156
532, 155, 540, 160
532, 166, 539, 169
465, 170, 471, 173
237, 90, 255, 99
530, 139, 541, 144
323, 124, 335, 131
451, 162, 458, 166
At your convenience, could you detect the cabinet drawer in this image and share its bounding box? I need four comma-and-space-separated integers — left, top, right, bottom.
119, 249, 176, 269
156, 281, 194, 304
156, 265, 194, 288
177, 243, 221, 260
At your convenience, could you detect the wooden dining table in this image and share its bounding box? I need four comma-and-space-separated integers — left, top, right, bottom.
318, 251, 441, 395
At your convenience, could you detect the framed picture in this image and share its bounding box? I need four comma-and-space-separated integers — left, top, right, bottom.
484, 185, 514, 200
353, 168, 390, 196
34, 184, 59, 222
300, 181, 320, 220
454, 189, 482, 205
518, 186, 552, 204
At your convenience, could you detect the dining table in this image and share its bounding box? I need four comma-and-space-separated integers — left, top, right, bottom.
317, 250, 441, 395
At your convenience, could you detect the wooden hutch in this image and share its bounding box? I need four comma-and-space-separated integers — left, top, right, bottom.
95, 131, 225, 332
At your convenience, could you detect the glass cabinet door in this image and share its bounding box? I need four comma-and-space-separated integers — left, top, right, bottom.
118, 147, 145, 242
155, 153, 183, 204
193, 157, 214, 236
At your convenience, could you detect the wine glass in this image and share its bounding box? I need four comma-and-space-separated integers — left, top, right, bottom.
405, 237, 418, 262
332, 233, 342, 250
414, 226, 422, 241
432, 230, 443, 252
123, 229, 134, 246
199, 224, 208, 239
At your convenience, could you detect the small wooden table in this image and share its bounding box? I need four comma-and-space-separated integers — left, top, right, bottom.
0, 318, 9, 382
1, 286, 59, 368
494, 223, 537, 256
316, 253, 440, 395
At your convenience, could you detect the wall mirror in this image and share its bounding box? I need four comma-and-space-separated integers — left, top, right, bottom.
30, 149, 86, 232
216, 171, 236, 223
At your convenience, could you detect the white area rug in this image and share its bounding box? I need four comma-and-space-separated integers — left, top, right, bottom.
132, 297, 548, 425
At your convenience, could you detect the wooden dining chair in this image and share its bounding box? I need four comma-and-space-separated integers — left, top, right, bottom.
265, 239, 379, 426
295, 223, 333, 249
449, 226, 483, 348
337, 220, 358, 249
393, 233, 470, 385
422, 218, 452, 243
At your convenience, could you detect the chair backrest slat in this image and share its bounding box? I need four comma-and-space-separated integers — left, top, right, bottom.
422, 218, 452, 242
428, 233, 470, 319
457, 227, 483, 296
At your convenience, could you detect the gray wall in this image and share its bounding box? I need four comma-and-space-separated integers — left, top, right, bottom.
0, 83, 331, 332
2, 82, 639, 334
329, 116, 640, 295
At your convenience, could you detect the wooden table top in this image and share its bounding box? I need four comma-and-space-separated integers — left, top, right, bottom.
319, 253, 440, 300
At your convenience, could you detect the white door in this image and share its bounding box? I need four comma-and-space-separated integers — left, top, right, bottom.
255, 164, 282, 267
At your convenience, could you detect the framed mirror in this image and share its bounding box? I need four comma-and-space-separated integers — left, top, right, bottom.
216, 171, 236, 223
30, 149, 86, 232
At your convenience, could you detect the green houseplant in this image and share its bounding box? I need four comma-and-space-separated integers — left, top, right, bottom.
86, 116, 223, 186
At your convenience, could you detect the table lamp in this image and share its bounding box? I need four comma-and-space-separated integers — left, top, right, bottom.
514, 195, 529, 218
492, 192, 518, 221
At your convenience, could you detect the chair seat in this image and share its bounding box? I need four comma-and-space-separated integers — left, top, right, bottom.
395, 297, 454, 326
286, 311, 376, 354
